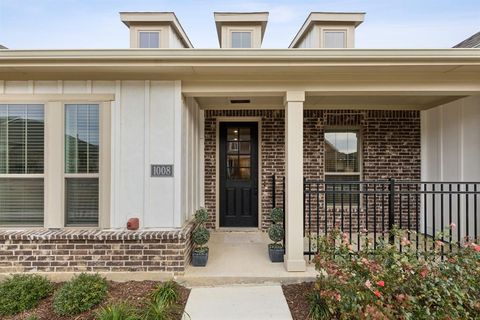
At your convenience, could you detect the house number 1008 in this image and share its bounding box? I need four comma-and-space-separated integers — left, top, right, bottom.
151, 165, 174, 177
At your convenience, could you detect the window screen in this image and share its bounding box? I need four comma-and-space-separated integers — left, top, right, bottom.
65, 104, 99, 226
0, 104, 44, 226
139, 31, 160, 48
324, 31, 346, 48
231, 32, 252, 48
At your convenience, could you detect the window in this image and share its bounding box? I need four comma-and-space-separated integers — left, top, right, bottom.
226, 127, 251, 180
139, 31, 160, 48
65, 104, 99, 226
231, 32, 252, 48
325, 130, 360, 206
324, 31, 346, 48
0, 104, 44, 226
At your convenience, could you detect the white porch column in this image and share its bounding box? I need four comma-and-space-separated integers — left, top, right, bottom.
284, 91, 306, 272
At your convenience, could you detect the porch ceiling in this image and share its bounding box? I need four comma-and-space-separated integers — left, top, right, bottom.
196, 94, 466, 110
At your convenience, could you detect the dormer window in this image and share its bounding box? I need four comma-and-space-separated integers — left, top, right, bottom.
139, 31, 160, 48
214, 12, 268, 48
290, 12, 365, 48
120, 12, 193, 49
231, 31, 252, 48
323, 30, 346, 48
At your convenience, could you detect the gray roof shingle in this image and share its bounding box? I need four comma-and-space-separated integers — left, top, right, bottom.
453, 31, 480, 48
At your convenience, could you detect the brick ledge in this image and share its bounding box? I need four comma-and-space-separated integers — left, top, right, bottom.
0, 221, 195, 241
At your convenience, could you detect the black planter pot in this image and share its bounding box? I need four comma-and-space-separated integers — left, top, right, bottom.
192, 249, 209, 267
268, 245, 285, 263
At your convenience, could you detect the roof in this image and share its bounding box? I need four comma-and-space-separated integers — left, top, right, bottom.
0, 45, 7, 49
454, 31, 480, 48
290, 12, 366, 48
119, 12, 193, 48
213, 12, 269, 44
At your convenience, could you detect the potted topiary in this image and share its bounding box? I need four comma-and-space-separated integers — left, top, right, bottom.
268, 207, 285, 262
191, 208, 210, 267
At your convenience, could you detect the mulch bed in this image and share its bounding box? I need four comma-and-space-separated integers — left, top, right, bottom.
282, 282, 315, 320
6, 280, 190, 320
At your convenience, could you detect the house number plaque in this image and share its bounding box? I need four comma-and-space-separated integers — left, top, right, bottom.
151, 164, 174, 177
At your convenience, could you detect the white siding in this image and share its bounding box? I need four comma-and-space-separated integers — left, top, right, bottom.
421, 95, 480, 238
1, 80, 194, 229
296, 27, 316, 48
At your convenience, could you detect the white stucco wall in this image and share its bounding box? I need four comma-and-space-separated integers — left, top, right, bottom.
421, 95, 480, 237
1, 80, 202, 229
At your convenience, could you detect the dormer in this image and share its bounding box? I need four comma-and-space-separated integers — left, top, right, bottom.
290, 12, 365, 48
214, 12, 269, 48
120, 12, 193, 48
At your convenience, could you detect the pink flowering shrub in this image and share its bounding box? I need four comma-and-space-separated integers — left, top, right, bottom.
309, 228, 480, 319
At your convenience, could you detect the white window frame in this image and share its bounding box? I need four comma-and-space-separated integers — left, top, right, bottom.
0, 103, 45, 227
230, 30, 253, 48
63, 103, 101, 227
324, 127, 362, 207
138, 30, 161, 48
322, 29, 347, 48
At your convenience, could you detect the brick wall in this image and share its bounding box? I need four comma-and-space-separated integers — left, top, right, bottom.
0, 222, 194, 275
204, 109, 421, 231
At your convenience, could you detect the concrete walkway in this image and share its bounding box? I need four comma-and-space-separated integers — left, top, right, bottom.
183, 285, 292, 320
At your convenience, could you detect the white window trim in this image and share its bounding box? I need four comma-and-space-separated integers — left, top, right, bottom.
0, 102, 46, 227
324, 127, 362, 207
61, 101, 110, 229
138, 30, 161, 48
0, 98, 110, 229
230, 30, 253, 49
321, 28, 348, 48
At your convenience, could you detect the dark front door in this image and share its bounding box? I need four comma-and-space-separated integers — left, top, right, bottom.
219, 122, 259, 227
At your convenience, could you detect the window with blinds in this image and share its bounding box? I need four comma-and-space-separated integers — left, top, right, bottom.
0, 104, 44, 226
325, 130, 360, 206
65, 104, 99, 226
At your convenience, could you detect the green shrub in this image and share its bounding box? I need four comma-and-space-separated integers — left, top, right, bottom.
268, 223, 284, 244
309, 228, 480, 319
151, 281, 180, 307
270, 207, 284, 223
26, 316, 40, 320
143, 281, 182, 320
53, 273, 108, 316
95, 302, 139, 320
0, 274, 53, 316
192, 226, 210, 247
306, 291, 331, 320
194, 208, 209, 224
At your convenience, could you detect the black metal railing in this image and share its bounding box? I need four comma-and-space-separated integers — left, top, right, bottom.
303, 179, 480, 260
270, 175, 480, 260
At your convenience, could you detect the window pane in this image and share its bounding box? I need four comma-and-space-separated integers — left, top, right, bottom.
0, 178, 44, 226
0, 104, 44, 174
139, 31, 159, 48
324, 31, 346, 48
232, 32, 252, 48
325, 175, 360, 206
66, 178, 99, 226
227, 128, 239, 141
325, 131, 359, 173
65, 104, 99, 174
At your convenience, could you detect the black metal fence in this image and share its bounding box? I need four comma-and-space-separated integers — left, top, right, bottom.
271, 175, 480, 260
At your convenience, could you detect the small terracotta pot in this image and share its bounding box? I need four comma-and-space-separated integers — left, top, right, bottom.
127, 218, 139, 230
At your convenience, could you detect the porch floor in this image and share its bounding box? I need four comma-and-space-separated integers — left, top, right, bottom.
178, 231, 317, 286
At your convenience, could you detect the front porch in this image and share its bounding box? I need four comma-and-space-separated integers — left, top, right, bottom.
182, 84, 480, 272
181, 231, 317, 285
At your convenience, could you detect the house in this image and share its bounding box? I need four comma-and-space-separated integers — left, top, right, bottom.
0, 11, 479, 276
